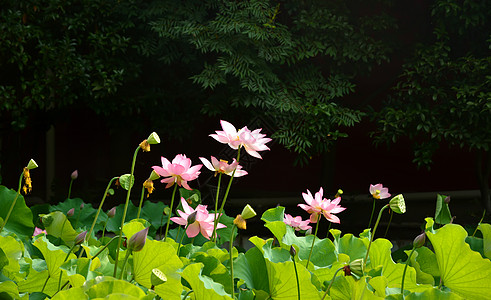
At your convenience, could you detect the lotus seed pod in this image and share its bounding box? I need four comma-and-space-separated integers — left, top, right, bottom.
240, 204, 257, 220
389, 194, 406, 214
149, 170, 160, 181
27, 159, 38, 170
127, 227, 149, 252
71, 170, 78, 180
187, 211, 197, 224
348, 258, 364, 277
67, 208, 75, 217
150, 268, 167, 288
147, 132, 161, 145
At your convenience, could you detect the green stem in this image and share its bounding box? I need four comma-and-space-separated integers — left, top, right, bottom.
182, 290, 194, 300
119, 249, 132, 280
137, 184, 145, 219
81, 176, 118, 258
101, 222, 107, 240
41, 274, 50, 293
177, 224, 189, 256
472, 209, 486, 237
0, 171, 23, 233
384, 209, 393, 238
216, 148, 241, 238
212, 172, 223, 242
74, 206, 82, 229
306, 216, 320, 269
321, 267, 343, 300
58, 244, 76, 291
326, 222, 332, 239
229, 224, 237, 299
401, 247, 416, 296
114, 146, 141, 277
59, 218, 68, 245
67, 178, 74, 199
368, 198, 376, 228
364, 204, 389, 268
292, 257, 301, 300
164, 184, 178, 242
92, 236, 119, 259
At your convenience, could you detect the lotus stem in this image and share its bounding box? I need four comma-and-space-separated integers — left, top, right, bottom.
401, 247, 416, 296
321, 267, 343, 300
119, 249, 132, 280
306, 216, 320, 269
364, 204, 389, 268
472, 209, 486, 237
114, 146, 141, 277
92, 235, 119, 259
212, 172, 222, 242
292, 256, 301, 300
58, 244, 76, 291
368, 198, 376, 228
67, 178, 74, 199
0, 171, 23, 233
384, 209, 393, 238
163, 184, 178, 242
177, 224, 189, 256
136, 183, 146, 219
229, 224, 237, 298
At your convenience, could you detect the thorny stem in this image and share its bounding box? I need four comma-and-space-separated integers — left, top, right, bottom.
321, 267, 344, 300
164, 184, 178, 242
0, 171, 23, 233
364, 204, 389, 268
401, 247, 416, 297
114, 146, 141, 277
306, 216, 321, 269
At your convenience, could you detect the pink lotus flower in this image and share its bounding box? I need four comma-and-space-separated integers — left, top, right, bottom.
298, 188, 346, 224
369, 184, 391, 200
33, 227, 47, 237
199, 156, 248, 177
284, 214, 312, 231
209, 120, 271, 159
152, 154, 202, 190
170, 197, 226, 239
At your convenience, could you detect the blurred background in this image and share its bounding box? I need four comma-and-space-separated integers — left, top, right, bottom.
1, 0, 489, 241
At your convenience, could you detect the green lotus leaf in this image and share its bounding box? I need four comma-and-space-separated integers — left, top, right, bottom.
181, 263, 233, 300
0, 280, 19, 299
464, 236, 485, 258
413, 246, 440, 278
477, 223, 491, 259
0, 248, 8, 271
330, 229, 367, 262
329, 275, 382, 299
192, 253, 232, 294
234, 248, 270, 294
85, 277, 145, 298
367, 239, 430, 292
426, 223, 491, 300
215, 213, 237, 246
140, 200, 167, 230
41, 211, 78, 246
367, 275, 388, 298
403, 250, 435, 285
50, 198, 103, 231
51, 286, 88, 300
119, 174, 135, 191
0, 235, 23, 280
435, 194, 452, 225
105, 202, 139, 233
60, 257, 99, 283
405, 287, 464, 299
0, 185, 34, 237
261, 206, 285, 223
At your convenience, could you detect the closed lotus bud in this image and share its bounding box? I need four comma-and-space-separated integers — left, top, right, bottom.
67, 208, 75, 217
27, 159, 38, 170
80, 203, 85, 210
389, 194, 406, 214
413, 232, 426, 249
444, 196, 451, 204
240, 204, 256, 220
234, 214, 247, 230
348, 258, 364, 277
127, 227, 149, 252
107, 207, 117, 218
289, 245, 297, 257
150, 268, 167, 288
147, 132, 161, 145
75, 231, 87, 245
187, 211, 197, 224
71, 170, 78, 180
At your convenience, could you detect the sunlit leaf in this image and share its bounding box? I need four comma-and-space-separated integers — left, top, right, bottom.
0, 185, 34, 237
181, 263, 233, 300
477, 223, 491, 259
41, 211, 78, 246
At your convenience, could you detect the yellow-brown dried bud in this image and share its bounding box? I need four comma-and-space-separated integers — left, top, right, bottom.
139, 140, 151, 152
234, 214, 247, 230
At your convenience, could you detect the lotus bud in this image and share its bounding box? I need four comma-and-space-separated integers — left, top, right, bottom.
150, 268, 167, 288
75, 231, 87, 245
127, 227, 149, 252
149, 170, 160, 181
27, 159, 38, 170
240, 204, 257, 220
413, 232, 426, 249
234, 214, 247, 230
107, 207, 117, 218
71, 170, 78, 180
389, 194, 406, 214
67, 208, 75, 217
444, 196, 451, 204
80, 203, 85, 210
187, 211, 197, 224
289, 245, 297, 257
147, 132, 161, 145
